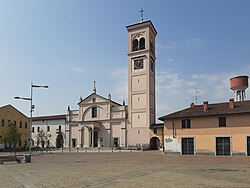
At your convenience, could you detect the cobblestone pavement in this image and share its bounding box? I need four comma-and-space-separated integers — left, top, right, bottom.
0, 150, 250, 188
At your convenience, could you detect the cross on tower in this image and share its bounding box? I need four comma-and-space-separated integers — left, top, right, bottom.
93, 80, 96, 94
139, 8, 145, 23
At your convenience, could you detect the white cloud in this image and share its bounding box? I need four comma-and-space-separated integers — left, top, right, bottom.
110, 67, 128, 102
72, 67, 85, 72
186, 38, 204, 48
157, 38, 204, 54
156, 65, 250, 120
108, 65, 250, 123
167, 58, 176, 64
156, 42, 179, 52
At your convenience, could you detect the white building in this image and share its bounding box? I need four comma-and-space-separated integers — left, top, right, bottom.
32, 115, 66, 148
66, 88, 127, 148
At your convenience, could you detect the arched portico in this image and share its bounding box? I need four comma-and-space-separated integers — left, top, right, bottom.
78, 123, 101, 148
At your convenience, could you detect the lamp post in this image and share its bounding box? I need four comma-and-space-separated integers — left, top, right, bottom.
15, 82, 48, 162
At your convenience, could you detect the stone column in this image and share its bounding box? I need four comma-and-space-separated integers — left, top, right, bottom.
92, 128, 94, 148
82, 127, 84, 147
77, 124, 82, 148
89, 128, 92, 147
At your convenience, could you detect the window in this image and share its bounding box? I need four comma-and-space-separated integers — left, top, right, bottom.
139, 37, 145, 50
58, 125, 61, 133
154, 128, 157, 134
47, 126, 50, 132
219, 117, 226, 127
182, 119, 191, 129
25, 122, 27, 128
14, 121, 16, 127
19, 140, 22, 147
132, 37, 145, 51
19, 121, 22, 128
1, 119, 4, 127
150, 60, 154, 72
132, 39, 139, 51
92, 107, 97, 118
37, 127, 40, 132
32, 127, 34, 133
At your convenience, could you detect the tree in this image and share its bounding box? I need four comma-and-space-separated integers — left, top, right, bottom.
36, 130, 47, 149
2, 122, 21, 155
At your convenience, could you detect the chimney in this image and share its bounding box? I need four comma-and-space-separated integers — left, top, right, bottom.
229, 98, 234, 109
203, 101, 208, 112
190, 103, 195, 108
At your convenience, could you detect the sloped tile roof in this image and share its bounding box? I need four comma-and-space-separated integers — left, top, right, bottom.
149, 123, 164, 129
159, 100, 250, 121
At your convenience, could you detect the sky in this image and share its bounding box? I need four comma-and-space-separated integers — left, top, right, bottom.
1, 0, 250, 121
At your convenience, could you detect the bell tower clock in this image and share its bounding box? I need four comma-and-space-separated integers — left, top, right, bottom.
126, 19, 157, 146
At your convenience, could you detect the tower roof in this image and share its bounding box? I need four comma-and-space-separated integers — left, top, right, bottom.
126, 20, 157, 35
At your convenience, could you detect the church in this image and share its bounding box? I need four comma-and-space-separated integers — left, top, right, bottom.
65, 18, 158, 149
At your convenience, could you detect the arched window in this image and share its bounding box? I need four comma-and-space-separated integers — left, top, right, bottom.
132, 39, 138, 51
139, 37, 145, 50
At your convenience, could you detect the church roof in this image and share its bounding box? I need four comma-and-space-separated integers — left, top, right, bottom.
159, 100, 250, 121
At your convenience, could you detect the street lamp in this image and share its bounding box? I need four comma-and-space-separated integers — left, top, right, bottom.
14, 82, 48, 162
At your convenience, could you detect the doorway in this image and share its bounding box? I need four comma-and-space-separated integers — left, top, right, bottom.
56, 134, 64, 148
247, 136, 250, 156
182, 138, 194, 155
113, 137, 119, 148
216, 137, 230, 156
93, 131, 98, 147
72, 138, 76, 148
150, 137, 160, 150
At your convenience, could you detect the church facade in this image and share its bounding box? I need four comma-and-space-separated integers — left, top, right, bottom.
66, 20, 157, 149
66, 87, 127, 148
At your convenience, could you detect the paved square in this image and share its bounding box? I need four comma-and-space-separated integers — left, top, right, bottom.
0, 151, 250, 187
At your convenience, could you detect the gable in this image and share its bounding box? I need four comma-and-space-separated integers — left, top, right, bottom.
78, 93, 122, 107
0, 104, 29, 120
78, 93, 110, 106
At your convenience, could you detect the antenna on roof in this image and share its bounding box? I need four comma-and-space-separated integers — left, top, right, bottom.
193, 88, 200, 105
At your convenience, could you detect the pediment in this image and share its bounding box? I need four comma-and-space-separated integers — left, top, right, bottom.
78, 93, 110, 106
